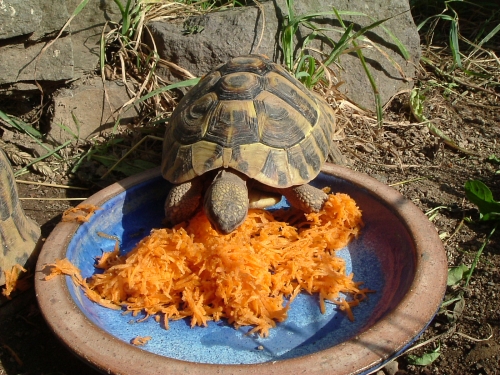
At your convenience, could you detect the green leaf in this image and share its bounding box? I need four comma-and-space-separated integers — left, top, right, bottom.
447, 264, 469, 286
487, 154, 500, 164
464, 180, 500, 221
407, 343, 441, 366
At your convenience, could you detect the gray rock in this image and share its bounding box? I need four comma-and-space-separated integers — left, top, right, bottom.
29, 0, 68, 40
64, 0, 121, 78
146, 0, 420, 110
0, 38, 74, 85
0, 0, 120, 86
47, 77, 139, 145
0, 0, 42, 40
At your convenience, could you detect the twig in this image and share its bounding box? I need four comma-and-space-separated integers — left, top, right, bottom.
99, 135, 162, 179
368, 325, 456, 374
15, 180, 88, 190
422, 57, 500, 99
347, 149, 440, 169
454, 324, 493, 342
444, 218, 464, 244
2, 344, 23, 366
252, 0, 266, 53
389, 177, 428, 186
19, 197, 87, 201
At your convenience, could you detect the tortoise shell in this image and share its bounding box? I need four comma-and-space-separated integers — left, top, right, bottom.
0, 149, 41, 285
161, 55, 336, 188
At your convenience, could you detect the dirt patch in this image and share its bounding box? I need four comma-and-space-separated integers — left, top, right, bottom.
1, 84, 499, 374
1, 18, 500, 375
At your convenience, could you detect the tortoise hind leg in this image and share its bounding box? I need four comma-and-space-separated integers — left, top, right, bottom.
165, 178, 204, 226
281, 184, 328, 213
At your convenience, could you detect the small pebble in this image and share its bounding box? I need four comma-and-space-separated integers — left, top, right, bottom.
383, 360, 399, 375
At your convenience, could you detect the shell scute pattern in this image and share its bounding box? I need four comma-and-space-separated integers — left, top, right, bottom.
254, 90, 311, 148
162, 55, 335, 188
205, 100, 259, 147
218, 55, 271, 76
216, 72, 262, 101
264, 71, 318, 126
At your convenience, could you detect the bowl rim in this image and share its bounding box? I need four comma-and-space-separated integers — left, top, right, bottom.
35, 163, 447, 375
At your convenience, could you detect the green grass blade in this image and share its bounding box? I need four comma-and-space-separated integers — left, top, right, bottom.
13, 140, 72, 177
285, 0, 295, 22
357, 47, 384, 126
71, 0, 90, 17
53, 122, 78, 140
410, 88, 474, 154
322, 23, 354, 65
0, 110, 42, 138
0, 110, 65, 159
135, 78, 201, 104
333, 8, 410, 59
378, 23, 410, 60
449, 20, 462, 68
332, 8, 383, 124
70, 147, 94, 174
464, 222, 497, 287
112, 0, 126, 18
350, 16, 393, 41
310, 23, 354, 84
476, 22, 500, 48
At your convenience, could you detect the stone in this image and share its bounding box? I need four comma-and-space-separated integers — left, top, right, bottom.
0, 0, 120, 86
47, 77, 140, 145
0, 38, 74, 85
146, 0, 420, 110
65, 0, 121, 78
383, 360, 399, 375
0, 0, 42, 40
29, 0, 68, 40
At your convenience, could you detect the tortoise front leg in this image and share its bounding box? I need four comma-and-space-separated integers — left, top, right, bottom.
165, 177, 204, 226
281, 183, 328, 213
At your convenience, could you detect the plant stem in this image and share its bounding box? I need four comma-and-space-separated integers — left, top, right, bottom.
465, 222, 497, 287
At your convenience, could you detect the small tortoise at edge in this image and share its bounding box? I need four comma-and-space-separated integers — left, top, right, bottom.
161, 54, 338, 234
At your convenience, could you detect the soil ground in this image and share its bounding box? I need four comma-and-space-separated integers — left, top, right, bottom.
1, 14, 500, 375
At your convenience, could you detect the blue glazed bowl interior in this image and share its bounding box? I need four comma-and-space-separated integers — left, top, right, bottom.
65, 172, 415, 365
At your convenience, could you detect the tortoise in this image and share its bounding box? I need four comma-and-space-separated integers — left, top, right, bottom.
0, 148, 41, 286
161, 54, 337, 234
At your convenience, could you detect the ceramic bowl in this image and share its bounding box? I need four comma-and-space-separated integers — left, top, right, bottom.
35, 164, 447, 375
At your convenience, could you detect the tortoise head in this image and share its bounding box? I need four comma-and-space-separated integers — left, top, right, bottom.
203, 169, 249, 234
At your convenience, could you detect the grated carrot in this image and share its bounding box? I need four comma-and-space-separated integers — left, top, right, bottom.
2, 264, 27, 299
62, 204, 101, 223
131, 336, 152, 346
47, 193, 370, 337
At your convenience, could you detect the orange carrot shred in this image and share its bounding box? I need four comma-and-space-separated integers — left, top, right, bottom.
2, 264, 27, 299
62, 204, 101, 223
131, 336, 151, 346
48, 193, 370, 337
